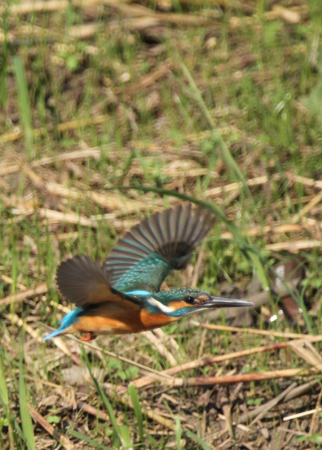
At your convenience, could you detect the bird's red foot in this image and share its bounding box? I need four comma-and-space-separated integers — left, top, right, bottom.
79, 331, 97, 341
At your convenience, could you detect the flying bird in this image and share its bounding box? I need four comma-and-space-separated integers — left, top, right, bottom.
44, 204, 252, 341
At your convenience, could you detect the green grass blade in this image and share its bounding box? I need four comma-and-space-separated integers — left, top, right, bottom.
81, 347, 133, 448
164, 402, 211, 450
184, 431, 212, 450
180, 61, 253, 202
0, 352, 23, 450
128, 385, 144, 443
0, 351, 9, 407
82, 348, 120, 432
69, 430, 112, 449
0, 6, 9, 107
118, 425, 133, 450
175, 416, 182, 450
0, 350, 15, 450
12, 55, 33, 156
19, 357, 36, 450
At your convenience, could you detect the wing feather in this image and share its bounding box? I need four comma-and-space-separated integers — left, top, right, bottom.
105, 204, 216, 292
56, 255, 125, 308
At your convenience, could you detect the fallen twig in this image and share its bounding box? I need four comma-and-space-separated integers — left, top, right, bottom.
0, 148, 100, 176
283, 379, 319, 402
284, 408, 321, 421
289, 340, 322, 370
0, 282, 47, 306
171, 367, 317, 387
266, 239, 322, 252
286, 173, 322, 190
220, 222, 315, 240
0, 115, 110, 144
131, 334, 322, 389
142, 330, 177, 366
205, 174, 281, 198
290, 191, 322, 224
190, 321, 308, 339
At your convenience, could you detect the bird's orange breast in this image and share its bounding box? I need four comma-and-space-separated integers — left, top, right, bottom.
139, 309, 178, 330
71, 303, 178, 335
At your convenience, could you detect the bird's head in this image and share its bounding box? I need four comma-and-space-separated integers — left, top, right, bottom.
149, 288, 252, 317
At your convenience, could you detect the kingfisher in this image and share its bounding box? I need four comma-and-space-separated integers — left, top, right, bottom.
44, 204, 252, 342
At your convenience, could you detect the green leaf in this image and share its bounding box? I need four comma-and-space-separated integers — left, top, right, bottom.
66, 55, 79, 71
0, 416, 9, 428
46, 415, 61, 424
308, 433, 322, 443
118, 366, 139, 380
107, 359, 122, 370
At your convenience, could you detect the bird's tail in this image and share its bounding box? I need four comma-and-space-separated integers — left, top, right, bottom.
43, 328, 65, 340
43, 307, 83, 340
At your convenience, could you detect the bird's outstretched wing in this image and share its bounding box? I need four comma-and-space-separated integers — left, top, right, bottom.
56, 255, 126, 308
104, 204, 215, 293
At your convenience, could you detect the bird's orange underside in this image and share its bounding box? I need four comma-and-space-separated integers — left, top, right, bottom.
70, 305, 179, 336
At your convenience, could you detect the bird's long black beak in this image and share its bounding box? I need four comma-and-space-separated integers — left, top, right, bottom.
202, 297, 253, 308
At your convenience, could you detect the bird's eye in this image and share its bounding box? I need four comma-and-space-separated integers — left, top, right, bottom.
184, 296, 195, 304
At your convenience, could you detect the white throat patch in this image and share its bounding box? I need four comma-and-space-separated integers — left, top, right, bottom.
147, 297, 174, 314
